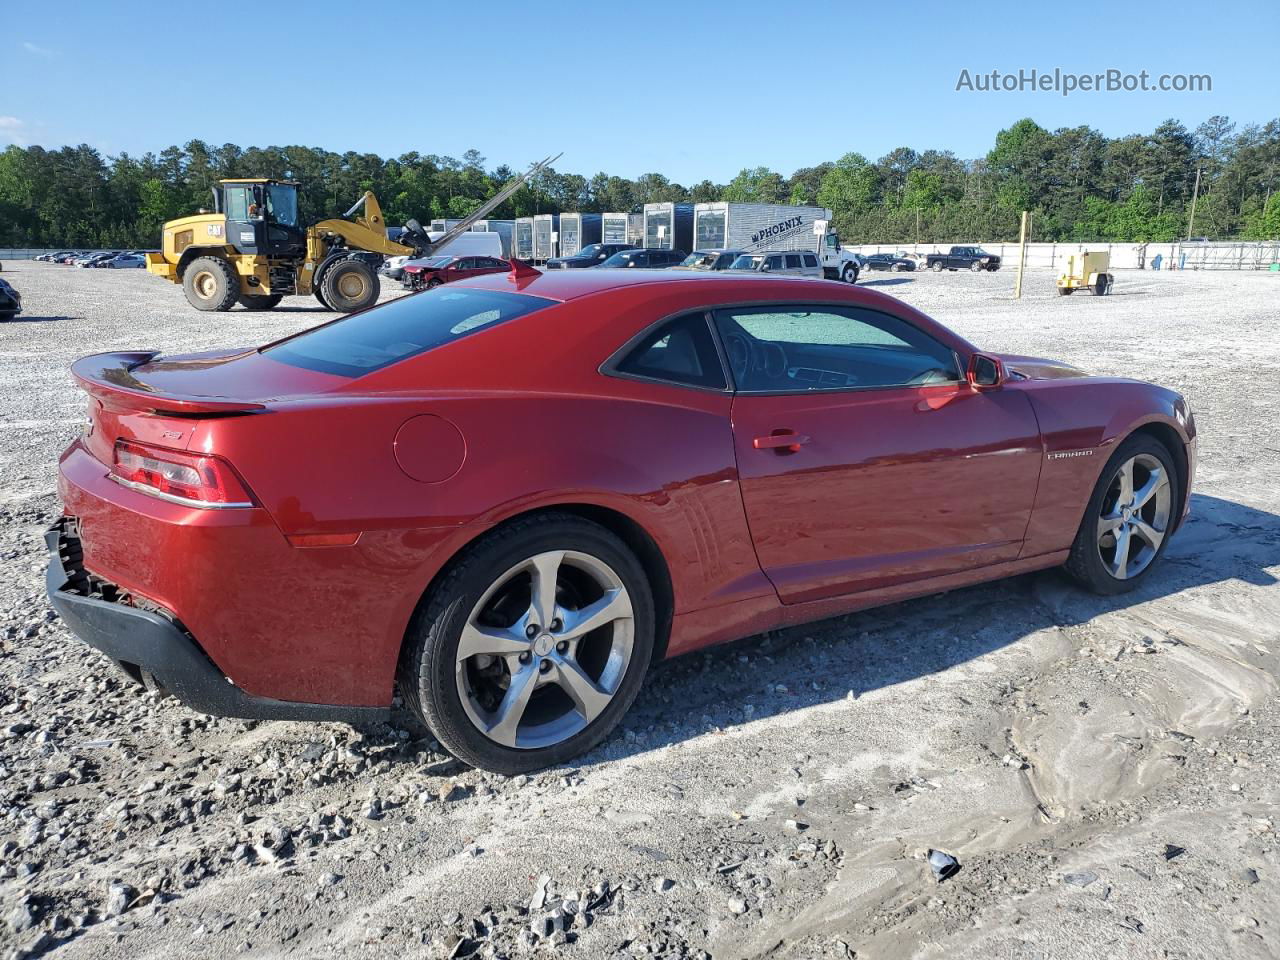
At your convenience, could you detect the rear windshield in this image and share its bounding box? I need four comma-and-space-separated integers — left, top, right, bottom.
264, 287, 555, 377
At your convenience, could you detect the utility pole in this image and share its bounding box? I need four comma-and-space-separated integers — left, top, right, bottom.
1186, 167, 1202, 241
1014, 210, 1029, 300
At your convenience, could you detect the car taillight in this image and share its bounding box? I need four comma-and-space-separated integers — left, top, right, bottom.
111, 440, 255, 508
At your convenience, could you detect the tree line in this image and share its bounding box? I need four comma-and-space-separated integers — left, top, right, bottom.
1, 115, 1277, 250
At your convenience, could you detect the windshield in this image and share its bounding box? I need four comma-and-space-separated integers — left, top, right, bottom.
602, 252, 636, 266
575, 244, 606, 259
680, 252, 718, 269
264, 288, 555, 378
265, 184, 298, 227
730, 255, 764, 270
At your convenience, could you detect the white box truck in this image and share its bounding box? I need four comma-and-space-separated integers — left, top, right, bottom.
469, 219, 514, 258
692, 202, 863, 282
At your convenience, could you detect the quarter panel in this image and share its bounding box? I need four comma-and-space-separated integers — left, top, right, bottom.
1017, 378, 1192, 556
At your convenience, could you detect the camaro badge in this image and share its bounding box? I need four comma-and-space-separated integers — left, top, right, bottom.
1048, 449, 1095, 460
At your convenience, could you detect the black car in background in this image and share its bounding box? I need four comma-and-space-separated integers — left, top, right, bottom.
0, 277, 22, 319
864, 253, 917, 272
599, 248, 687, 269
672, 249, 746, 271
545, 243, 639, 269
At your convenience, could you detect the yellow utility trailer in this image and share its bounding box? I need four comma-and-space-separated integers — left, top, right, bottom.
1057, 250, 1113, 296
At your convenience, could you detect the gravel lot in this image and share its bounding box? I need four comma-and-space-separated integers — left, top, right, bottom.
1, 262, 1278, 960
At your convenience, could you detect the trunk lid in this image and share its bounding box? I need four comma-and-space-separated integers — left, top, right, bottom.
72, 349, 347, 465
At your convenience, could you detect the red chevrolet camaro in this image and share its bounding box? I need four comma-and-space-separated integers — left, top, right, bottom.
48, 268, 1196, 773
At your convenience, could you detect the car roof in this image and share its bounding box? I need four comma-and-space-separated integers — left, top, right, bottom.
455, 266, 856, 303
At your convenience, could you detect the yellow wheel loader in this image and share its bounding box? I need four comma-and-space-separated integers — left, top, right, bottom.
146, 154, 560, 313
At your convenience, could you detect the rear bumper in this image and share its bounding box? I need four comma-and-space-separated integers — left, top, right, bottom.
45, 518, 388, 723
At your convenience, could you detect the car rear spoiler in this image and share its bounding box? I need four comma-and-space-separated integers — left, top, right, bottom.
71, 352, 267, 415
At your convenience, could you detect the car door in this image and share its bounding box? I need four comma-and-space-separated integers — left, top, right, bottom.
717, 303, 1042, 604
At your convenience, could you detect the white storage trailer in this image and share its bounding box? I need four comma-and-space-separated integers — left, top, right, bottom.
692, 202, 862, 282
603, 212, 645, 246
643, 203, 694, 252
558, 213, 603, 257
533, 214, 559, 262
429, 218, 467, 233
693, 202, 830, 253
602, 212, 630, 245
513, 217, 535, 260
468, 219, 514, 257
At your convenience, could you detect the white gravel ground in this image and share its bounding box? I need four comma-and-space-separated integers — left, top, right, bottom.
0, 262, 1277, 960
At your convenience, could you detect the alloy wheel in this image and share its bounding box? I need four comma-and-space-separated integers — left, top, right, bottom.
456, 550, 634, 749
1096, 452, 1172, 579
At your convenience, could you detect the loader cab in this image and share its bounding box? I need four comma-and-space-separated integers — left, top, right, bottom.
215, 179, 305, 257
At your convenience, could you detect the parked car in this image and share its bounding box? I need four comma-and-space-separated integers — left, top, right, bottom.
105, 253, 147, 269
46, 269, 1195, 773
59, 252, 89, 264
545, 243, 638, 270
672, 250, 746, 271
864, 253, 917, 272
727, 251, 823, 277
0, 277, 21, 319
599, 248, 687, 269
926, 246, 1001, 272
77, 252, 120, 268
37, 251, 76, 263
403, 255, 508, 290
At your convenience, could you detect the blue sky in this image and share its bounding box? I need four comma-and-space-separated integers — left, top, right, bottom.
1, 1, 1274, 182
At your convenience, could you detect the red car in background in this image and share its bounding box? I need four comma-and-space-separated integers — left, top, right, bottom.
47, 269, 1195, 773
402, 254, 509, 291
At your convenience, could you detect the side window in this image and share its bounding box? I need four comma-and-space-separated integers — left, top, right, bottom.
803, 253, 818, 267
224, 187, 250, 221
713, 305, 960, 393
785, 254, 802, 269
766, 255, 784, 270
614, 313, 727, 390
455, 258, 473, 270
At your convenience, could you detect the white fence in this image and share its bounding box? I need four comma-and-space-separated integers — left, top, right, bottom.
845, 241, 1280, 271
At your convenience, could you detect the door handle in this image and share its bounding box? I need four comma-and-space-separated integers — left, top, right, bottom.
753, 431, 810, 453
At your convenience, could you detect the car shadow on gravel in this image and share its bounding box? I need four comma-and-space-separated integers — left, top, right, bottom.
589, 492, 1280, 767
374, 494, 1278, 772
2, 315, 70, 323
860, 277, 916, 287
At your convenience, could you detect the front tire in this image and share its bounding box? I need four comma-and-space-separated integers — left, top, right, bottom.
399, 513, 655, 774
841, 264, 858, 284
1064, 435, 1178, 595
321, 259, 380, 313
931, 261, 943, 272
182, 256, 239, 312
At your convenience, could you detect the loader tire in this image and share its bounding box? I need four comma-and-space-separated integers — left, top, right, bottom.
183, 256, 239, 312
321, 259, 380, 313
237, 294, 283, 311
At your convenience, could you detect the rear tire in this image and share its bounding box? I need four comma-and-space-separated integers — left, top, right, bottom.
398, 513, 655, 775
321, 259, 379, 313
237, 293, 283, 311
1064, 434, 1179, 595
1095, 273, 1112, 296
182, 256, 239, 312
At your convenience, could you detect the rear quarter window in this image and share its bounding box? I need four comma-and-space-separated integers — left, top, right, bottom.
264, 288, 555, 377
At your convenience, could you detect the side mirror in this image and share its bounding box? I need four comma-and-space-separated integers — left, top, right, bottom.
967, 353, 1005, 389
